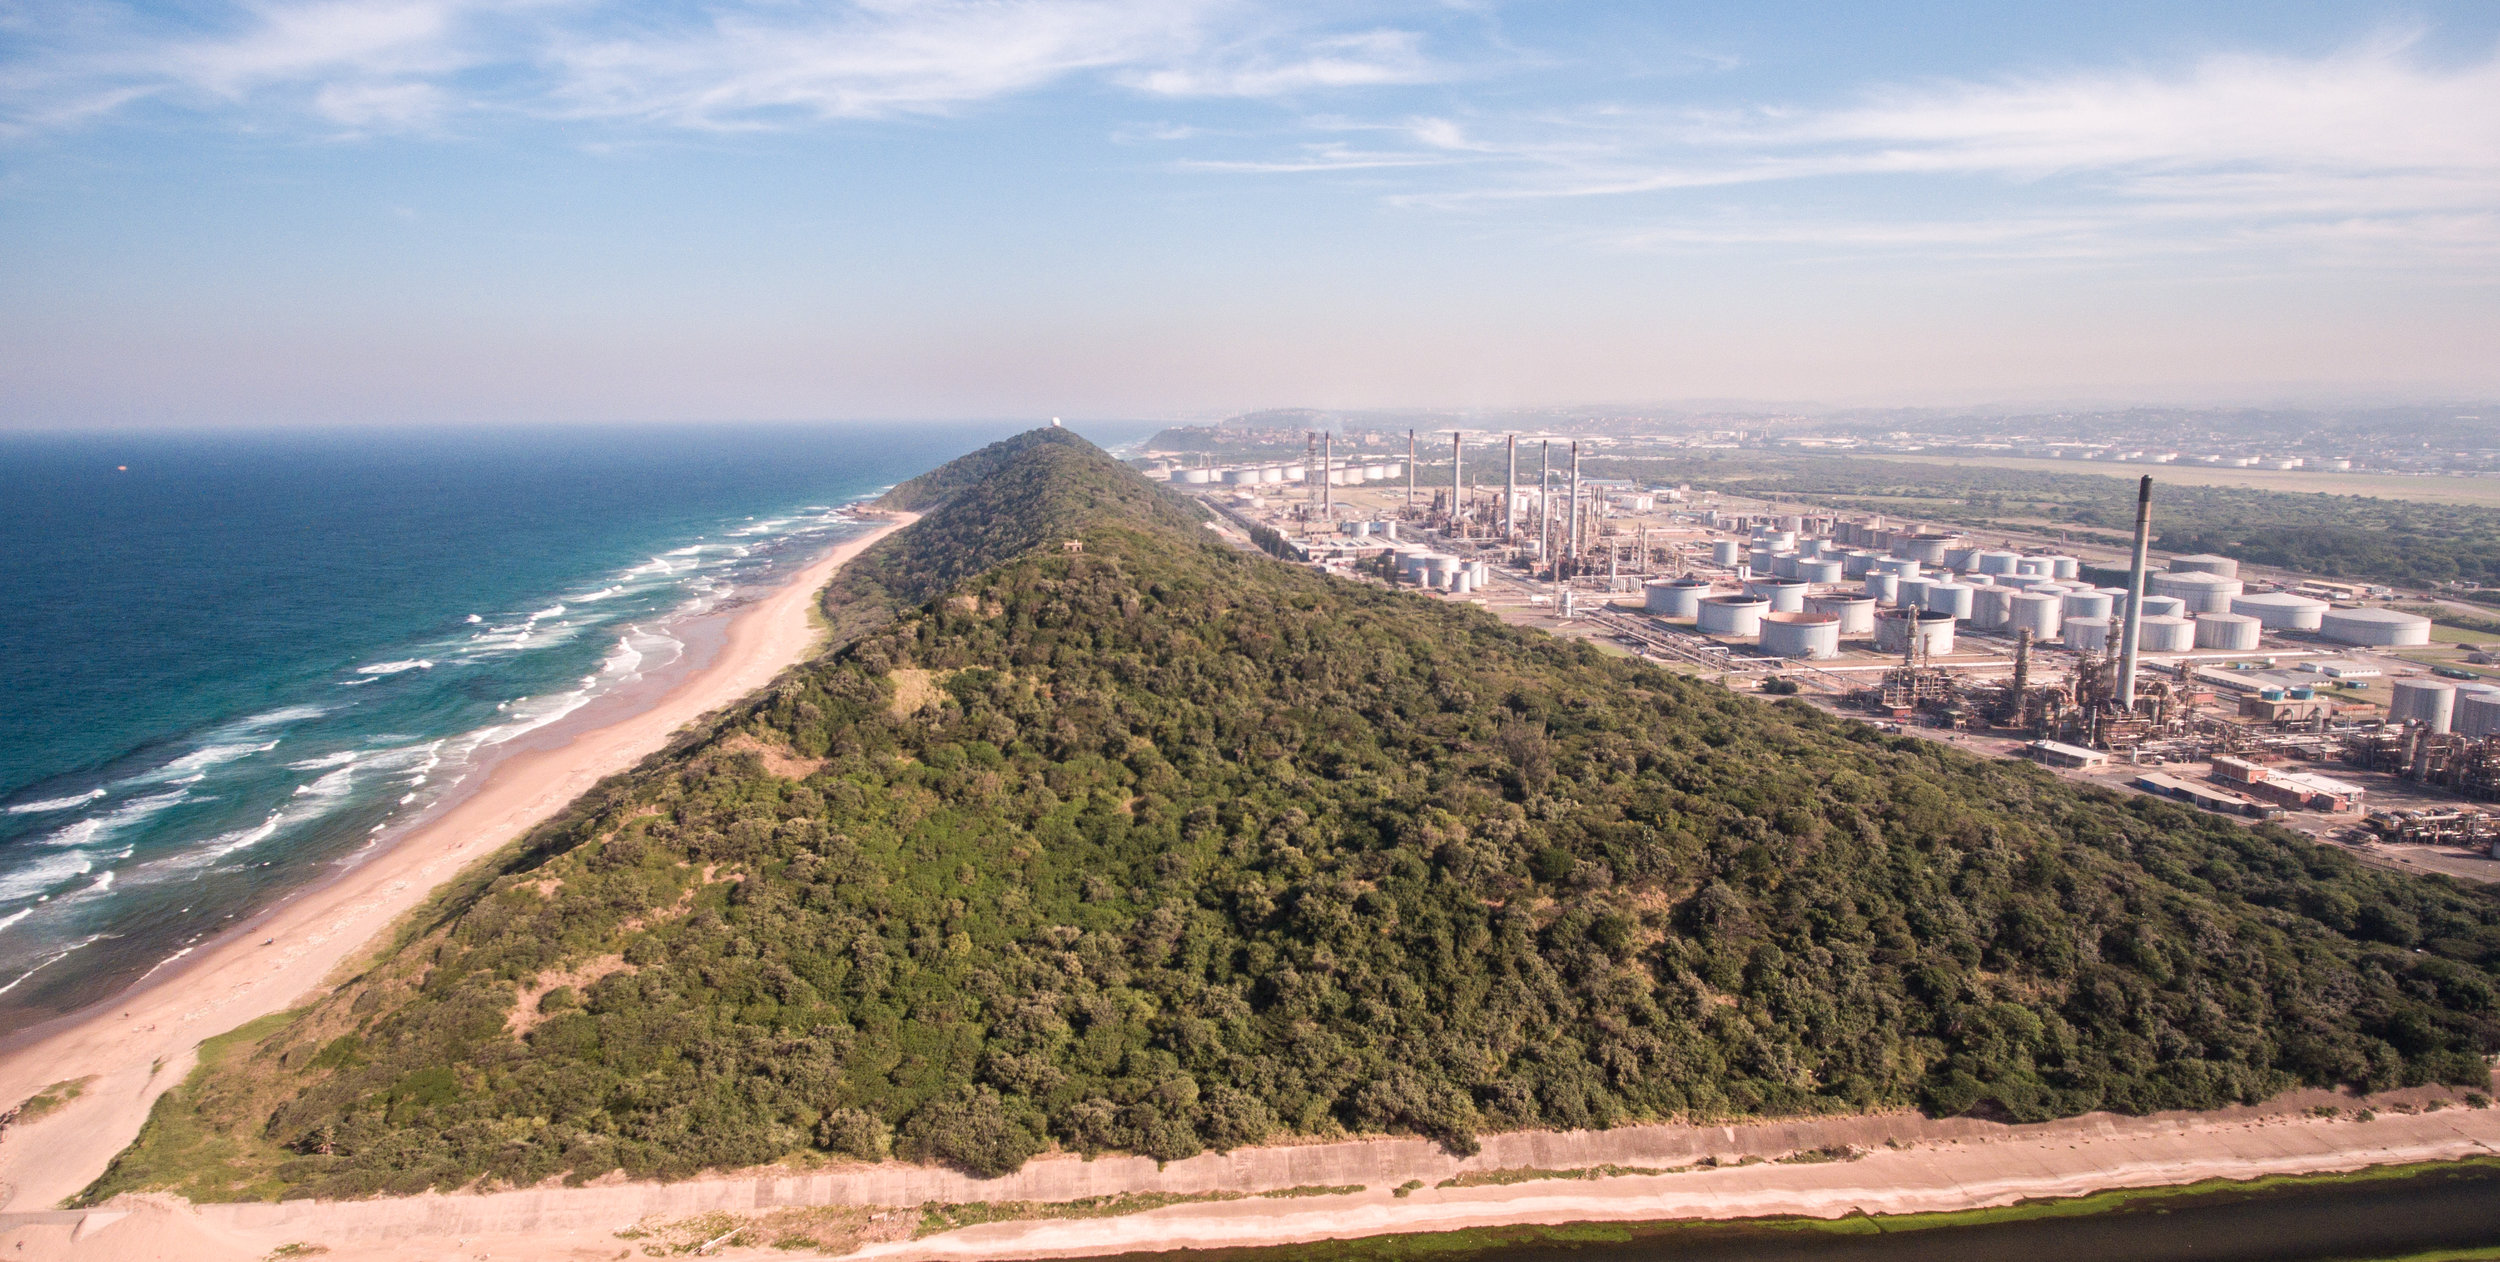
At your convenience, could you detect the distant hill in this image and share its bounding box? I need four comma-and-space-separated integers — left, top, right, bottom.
91, 429, 2500, 1201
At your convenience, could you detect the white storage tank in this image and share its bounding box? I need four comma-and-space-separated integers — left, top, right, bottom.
1760, 611, 1843, 659
2149, 571, 2244, 614
1750, 545, 1781, 573
2062, 590, 2115, 621
1805, 593, 1879, 635
2194, 612, 2262, 651
1745, 578, 1809, 612
1795, 558, 1845, 584
2015, 556, 2052, 578
1644, 578, 1714, 619
2009, 592, 2064, 640
2169, 553, 2240, 578
1364, 464, 1389, 480
1262, 466, 1287, 484
1897, 576, 1937, 611
1772, 553, 1802, 579
1944, 546, 1982, 571
2139, 594, 2187, 619
1179, 468, 1213, 484
2231, 592, 2329, 631
2137, 615, 2197, 652
1876, 609, 1957, 656
1901, 533, 1956, 565
1976, 550, 2022, 576
1875, 556, 1922, 579
1697, 595, 1769, 636
1863, 572, 1900, 604
2455, 687, 2500, 738
2319, 607, 2433, 647
2046, 555, 2081, 580
2064, 617, 2112, 651
1282, 465, 1307, 482
1969, 587, 2016, 630
1842, 550, 1882, 578
1712, 540, 1742, 566
1923, 581, 1976, 621
2390, 678, 2458, 733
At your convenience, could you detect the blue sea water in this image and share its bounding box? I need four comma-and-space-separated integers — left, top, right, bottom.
0, 420, 1146, 1025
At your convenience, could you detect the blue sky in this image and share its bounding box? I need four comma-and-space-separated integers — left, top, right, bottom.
3, 1, 2497, 425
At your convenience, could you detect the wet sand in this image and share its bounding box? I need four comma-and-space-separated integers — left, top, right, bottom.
0, 513, 914, 1213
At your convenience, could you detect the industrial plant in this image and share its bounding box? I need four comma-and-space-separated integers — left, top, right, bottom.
1147, 431, 2500, 875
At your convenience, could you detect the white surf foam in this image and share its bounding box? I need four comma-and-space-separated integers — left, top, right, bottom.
5, 789, 106, 815
0, 849, 96, 903
35, 787, 192, 851
355, 659, 434, 676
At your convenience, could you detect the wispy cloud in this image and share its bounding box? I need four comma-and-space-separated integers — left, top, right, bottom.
1196, 34, 2500, 268
0, 0, 1448, 136
1124, 28, 1436, 97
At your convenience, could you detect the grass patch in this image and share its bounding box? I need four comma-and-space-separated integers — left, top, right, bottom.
10, 1075, 98, 1125
71, 1009, 308, 1207
1436, 1164, 1680, 1190
917, 1191, 1248, 1237
1259, 1184, 1367, 1198
616, 1206, 908, 1256
1774, 1145, 1864, 1165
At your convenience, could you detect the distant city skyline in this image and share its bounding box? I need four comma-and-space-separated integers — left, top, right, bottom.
4, 1, 2498, 427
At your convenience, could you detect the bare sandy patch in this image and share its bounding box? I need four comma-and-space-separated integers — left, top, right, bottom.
719, 732, 828, 780
507, 956, 635, 1038
889, 668, 947, 719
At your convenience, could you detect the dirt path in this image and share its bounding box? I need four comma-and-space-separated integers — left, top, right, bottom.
7, 1080, 2497, 1260
0, 513, 914, 1214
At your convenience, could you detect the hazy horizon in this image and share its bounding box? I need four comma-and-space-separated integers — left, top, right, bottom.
5, 1, 2498, 428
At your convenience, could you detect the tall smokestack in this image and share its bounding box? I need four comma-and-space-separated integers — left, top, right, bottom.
1568, 440, 1582, 575
1539, 441, 1553, 579
2117, 475, 2153, 710
1321, 431, 1333, 522
1406, 429, 1416, 505
1450, 431, 1463, 535
1504, 434, 1517, 542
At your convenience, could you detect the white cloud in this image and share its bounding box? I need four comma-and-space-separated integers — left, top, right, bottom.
546, 1, 1218, 127
1204, 34, 2500, 270
1125, 29, 1436, 97
0, 0, 1447, 135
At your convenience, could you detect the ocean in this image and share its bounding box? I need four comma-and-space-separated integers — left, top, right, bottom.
0, 419, 1148, 1027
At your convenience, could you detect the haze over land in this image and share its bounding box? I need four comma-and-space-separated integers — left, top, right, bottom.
3, 3, 2500, 426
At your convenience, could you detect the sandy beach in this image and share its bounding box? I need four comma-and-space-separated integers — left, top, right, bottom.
0, 512, 915, 1215
4, 1076, 2498, 1260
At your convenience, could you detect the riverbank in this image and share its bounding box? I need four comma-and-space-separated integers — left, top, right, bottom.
6, 1077, 2497, 1260
0, 512, 915, 1214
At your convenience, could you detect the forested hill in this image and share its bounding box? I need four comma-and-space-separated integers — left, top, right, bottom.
93, 431, 2500, 1202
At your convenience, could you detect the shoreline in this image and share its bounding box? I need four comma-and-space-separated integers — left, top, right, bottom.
6, 1077, 2498, 1259
0, 511, 916, 1214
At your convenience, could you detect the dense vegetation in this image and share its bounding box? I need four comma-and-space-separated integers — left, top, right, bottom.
92, 430, 2500, 1203
1572, 452, 2500, 592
